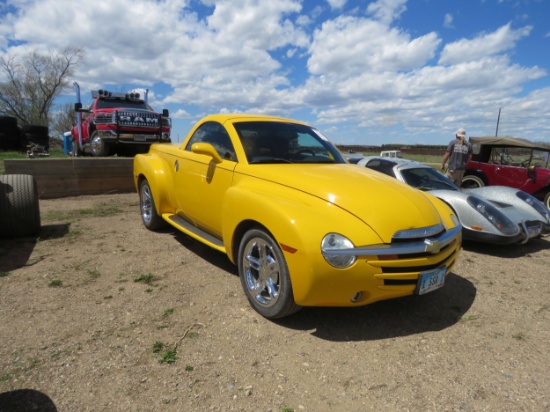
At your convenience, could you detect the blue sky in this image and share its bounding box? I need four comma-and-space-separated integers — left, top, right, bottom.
1, 0, 549, 145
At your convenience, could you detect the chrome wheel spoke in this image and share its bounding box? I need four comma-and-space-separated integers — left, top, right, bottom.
243, 238, 280, 307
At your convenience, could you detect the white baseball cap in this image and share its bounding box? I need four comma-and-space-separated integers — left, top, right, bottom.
456, 128, 466, 137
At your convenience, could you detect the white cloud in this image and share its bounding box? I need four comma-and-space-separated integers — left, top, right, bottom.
366, 0, 407, 25
439, 23, 532, 65
444, 13, 453, 29
1, 0, 549, 145
326, 0, 347, 10
307, 15, 440, 76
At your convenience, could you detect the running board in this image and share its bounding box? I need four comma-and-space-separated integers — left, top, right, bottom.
164, 213, 226, 252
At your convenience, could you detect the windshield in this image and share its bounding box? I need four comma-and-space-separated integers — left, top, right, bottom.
96, 98, 152, 111
233, 121, 346, 164
401, 167, 459, 191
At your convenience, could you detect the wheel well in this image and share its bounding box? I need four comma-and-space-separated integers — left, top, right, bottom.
532, 186, 550, 203
463, 171, 487, 185
231, 220, 268, 263
137, 174, 146, 189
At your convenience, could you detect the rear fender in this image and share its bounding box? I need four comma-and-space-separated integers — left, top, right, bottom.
133, 152, 176, 215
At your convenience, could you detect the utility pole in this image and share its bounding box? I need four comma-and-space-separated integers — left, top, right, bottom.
495, 108, 501, 137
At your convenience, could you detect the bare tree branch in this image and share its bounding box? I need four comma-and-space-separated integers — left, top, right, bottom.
0, 47, 84, 127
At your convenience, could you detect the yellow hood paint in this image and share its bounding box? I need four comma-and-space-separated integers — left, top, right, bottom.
235, 163, 443, 242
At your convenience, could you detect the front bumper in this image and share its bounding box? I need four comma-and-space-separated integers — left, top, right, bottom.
286, 224, 463, 307
96, 130, 171, 144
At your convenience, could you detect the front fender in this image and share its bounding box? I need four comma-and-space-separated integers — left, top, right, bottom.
224, 179, 385, 256
222, 181, 386, 304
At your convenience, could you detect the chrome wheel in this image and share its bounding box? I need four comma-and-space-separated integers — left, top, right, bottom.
139, 179, 165, 230
238, 228, 300, 319
90, 132, 110, 157
242, 237, 281, 307
140, 183, 153, 224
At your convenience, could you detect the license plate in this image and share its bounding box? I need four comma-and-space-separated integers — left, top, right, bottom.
417, 266, 446, 295
134, 136, 147, 142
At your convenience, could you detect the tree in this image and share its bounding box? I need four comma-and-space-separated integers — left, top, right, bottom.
0, 46, 84, 126
50, 102, 76, 137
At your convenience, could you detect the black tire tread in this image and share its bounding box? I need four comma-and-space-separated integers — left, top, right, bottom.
0, 174, 41, 238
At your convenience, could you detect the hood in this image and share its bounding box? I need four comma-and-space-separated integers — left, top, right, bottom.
239, 164, 446, 240
466, 186, 550, 223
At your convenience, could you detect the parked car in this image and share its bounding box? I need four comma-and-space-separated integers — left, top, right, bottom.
357, 156, 550, 244
134, 114, 463, 319
343, 151, 365, 164
461, 137, 550, 208
380, 150, 402, 158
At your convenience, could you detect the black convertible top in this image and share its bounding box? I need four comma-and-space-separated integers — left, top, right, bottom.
469, 136, 550, 150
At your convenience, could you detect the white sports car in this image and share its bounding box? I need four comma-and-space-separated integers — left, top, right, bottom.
357, 157, 550, 244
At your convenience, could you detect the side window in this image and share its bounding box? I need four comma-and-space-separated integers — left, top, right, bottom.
365, 159, 396, 178
533, 149, 550, 168
185, 122, 236, 161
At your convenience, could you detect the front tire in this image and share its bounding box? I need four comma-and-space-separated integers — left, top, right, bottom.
238, 228, 300, 319
90, 132, 111, 157
139, 179, 166, 230
461, 174, 484, 189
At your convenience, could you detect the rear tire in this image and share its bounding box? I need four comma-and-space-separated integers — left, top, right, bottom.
461, 174, 484, 189
139, 179, 166, 230
0, 174, 41, 238
72, 136, 84, 156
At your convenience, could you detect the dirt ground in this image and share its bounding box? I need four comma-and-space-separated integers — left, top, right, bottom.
1, 192, 549, 412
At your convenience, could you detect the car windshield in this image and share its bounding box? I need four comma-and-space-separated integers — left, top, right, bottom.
487, 146, 550, 168
233, 121, 346, 164
401, 167, 459, 191
96, 98, 152, 111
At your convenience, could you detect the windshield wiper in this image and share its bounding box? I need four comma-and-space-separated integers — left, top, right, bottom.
249, 158, 293, 164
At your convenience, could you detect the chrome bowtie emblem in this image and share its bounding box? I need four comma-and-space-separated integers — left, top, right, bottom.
424, 239, 443, 254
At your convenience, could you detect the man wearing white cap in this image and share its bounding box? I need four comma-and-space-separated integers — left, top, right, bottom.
441, 128, 472, 186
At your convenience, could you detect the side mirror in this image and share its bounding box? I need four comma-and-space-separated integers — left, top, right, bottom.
162, 109, 169, 117
74, 103, 91, 113
191, 142, 223, 163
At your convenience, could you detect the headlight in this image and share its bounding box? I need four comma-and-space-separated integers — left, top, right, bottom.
321, 233, 356, 268
467, 196, 519, 235
516, 191, 550, 221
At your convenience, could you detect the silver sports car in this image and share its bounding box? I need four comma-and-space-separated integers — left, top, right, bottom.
357, 156, 550, 244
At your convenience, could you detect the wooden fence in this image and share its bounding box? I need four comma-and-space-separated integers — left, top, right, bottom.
4, 158, 135, 199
